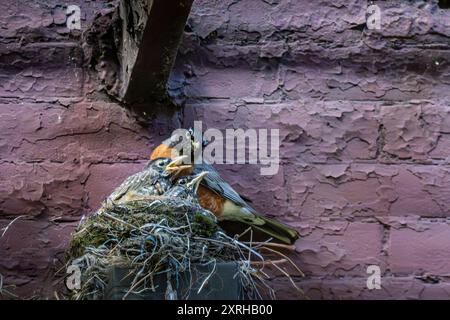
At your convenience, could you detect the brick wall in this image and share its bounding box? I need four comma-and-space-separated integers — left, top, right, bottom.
173, 0, 450, 299
0, 0, 182, 298
0, 0, 449, 299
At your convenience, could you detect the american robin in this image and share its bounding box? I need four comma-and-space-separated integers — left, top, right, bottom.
151, 129, 253, 199
192, 162, 299, 244
150, 129, 200, 168
150, 132, 299, 244
104, 156, 190, 207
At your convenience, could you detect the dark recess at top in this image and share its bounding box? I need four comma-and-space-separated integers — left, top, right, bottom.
439, 0, 450, 9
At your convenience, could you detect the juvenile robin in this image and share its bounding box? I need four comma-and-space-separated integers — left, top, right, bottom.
150, 131, 299, 244
104, 156, 190, 207
165, 171, 209, 203
165, 171, 218, 232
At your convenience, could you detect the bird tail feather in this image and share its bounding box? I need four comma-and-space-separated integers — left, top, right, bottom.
221, 201, 299, 244
252, 215, 299, 245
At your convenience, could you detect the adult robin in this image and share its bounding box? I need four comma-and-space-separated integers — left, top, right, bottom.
150, 132, 299, 244
151, 129, 252, 200
104, 156, 190, 207
191, 162, 299, 244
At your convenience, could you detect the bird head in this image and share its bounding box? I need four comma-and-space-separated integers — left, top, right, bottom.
147, 156, 191, 177
151, 128, 209, 164
175, 171, 209, 194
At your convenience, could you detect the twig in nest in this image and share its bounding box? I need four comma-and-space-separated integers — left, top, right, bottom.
1, 215, 25, 238
102, 212, 140, 230
244, 241, 296, 251
260, 246, 304, 277
271, 262, 303, 295
123, 271, 154, 300
237, 226, 253, 239
247, 228, 254, 263
197, 259, 217, 294
251, 272, 275, 300
0, 273, 18, 298
217, 231, 264, 262
251, 259, 288, 266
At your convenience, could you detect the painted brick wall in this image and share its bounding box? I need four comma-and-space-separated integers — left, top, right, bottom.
0, 0, 449, 299
174, 0, 450, 299
0, 0, 183, 298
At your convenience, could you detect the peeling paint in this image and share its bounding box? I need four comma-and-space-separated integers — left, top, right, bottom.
1, 0, 450, 299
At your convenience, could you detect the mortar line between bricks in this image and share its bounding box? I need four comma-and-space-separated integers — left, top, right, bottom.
0, 95, 86, 100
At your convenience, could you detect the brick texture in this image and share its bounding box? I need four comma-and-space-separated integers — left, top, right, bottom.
1, 0, 450, 299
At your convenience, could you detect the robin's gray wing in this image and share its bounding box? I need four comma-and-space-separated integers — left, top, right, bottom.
194, 161, 257, 213
108, 169, 157, 202
239, 193, 253, 204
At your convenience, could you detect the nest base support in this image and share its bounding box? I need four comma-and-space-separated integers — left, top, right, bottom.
104, 262, 244, 300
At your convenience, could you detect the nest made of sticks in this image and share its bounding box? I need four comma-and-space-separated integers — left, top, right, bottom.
65, 196, 302, 300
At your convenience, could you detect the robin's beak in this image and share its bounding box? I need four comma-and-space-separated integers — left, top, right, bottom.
165, 155, 192, 174
187, 171, 209, 192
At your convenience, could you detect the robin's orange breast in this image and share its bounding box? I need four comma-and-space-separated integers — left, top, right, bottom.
197, 185, 225, 218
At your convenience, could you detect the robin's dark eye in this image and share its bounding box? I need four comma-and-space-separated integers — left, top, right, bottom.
157, 160, 166, 167
178, 178, 187, 185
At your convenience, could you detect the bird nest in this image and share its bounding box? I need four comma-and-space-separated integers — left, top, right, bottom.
65, 197, 302, 300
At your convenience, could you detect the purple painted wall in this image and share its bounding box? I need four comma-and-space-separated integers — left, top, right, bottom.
1, 0, 450, 299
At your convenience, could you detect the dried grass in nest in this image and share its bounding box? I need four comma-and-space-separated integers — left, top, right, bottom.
65, 197, 302, 300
